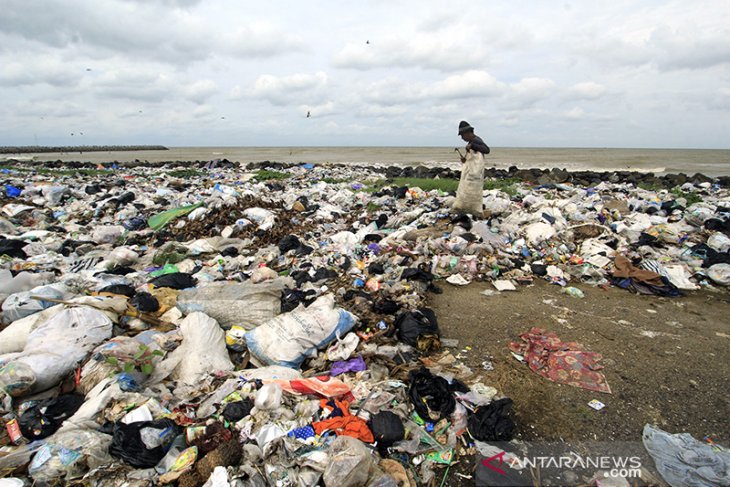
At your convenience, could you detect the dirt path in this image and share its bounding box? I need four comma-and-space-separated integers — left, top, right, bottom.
428, 279, 730, 443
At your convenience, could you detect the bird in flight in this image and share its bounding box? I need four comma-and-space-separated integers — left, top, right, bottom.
306, 111, 311, 118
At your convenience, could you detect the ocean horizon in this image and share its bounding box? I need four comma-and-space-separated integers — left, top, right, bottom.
6, 146, 730, 177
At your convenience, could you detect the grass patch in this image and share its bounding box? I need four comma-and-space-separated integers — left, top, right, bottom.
254, 169, 291, 181
671, 187, 703, 205
320, 177, 350, 184
366, 202, 382, 212
637, 181, 664, 191
366, 176, 523, 196
484, 177, 520, 197
379, 177, 460, 193
0, 166, 105, 177
167, 169, 202, 178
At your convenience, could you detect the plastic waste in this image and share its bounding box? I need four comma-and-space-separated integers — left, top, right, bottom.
28, 428, 114, 482
153, 312, 234, 387
394, 309, 440, 351
177, 277, 292, 329
452, 150, 485, 216
707, 263, 730, 286
322, 436, 375, 487
466, 398, 516, 441
562, 286, 585, 298
110, 419, 180, 468
254, 383, 283, 410
1, 283, 69, 324
148, 202, 204, 231
245, 293, 357, 368
0, 306, 113, 395
19, 393, 85, 440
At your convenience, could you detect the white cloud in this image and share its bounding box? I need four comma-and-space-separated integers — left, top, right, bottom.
182, 80, 218, 104
569, 82, 607, 100
249, 72, 328, 106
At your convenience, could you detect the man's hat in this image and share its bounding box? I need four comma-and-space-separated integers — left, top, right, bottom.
458, 120, 474, 135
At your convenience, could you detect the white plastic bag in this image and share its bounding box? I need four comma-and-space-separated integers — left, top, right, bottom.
155, 312, 233, 386
176, 277, 292, 329
452, 150, 485, 216
707, 263, 730, 286
0, 304, 63, 355
0, 307, 113, 395
1, 283, 69, 324
326, 333, 360, 361
245, 294, 357, 369
28, 428, 113, 482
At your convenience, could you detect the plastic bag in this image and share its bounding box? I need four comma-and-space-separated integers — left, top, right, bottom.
707, 263, 730, 286
408, 367, 455, 421
245, 294, 357, 369
28, 428, 114, 482
452, 150, 485, 215
148, 202, 204, 231
466, 398, 516, 441
394, 309, 440, 351
0, 306, 113, 395
110, 419, 180, 468
326, 332, 360, 361
322, 436, 374, 487
0, 304, 63, 355
369, 411, 405, 454
223, 399, 254, 422
1, 283, 69, 324
148, 272, 196, 290
154, 312, 234, 386
177, 277, 292, 329
254, 383, 283, 410
19, 393, 85, 440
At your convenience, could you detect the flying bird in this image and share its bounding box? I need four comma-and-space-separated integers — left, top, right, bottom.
306, 111, 311, 118
86, 68, 92, 71
366, 40, 370, 44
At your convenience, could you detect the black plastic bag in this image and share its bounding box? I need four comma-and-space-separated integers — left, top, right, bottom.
401, 267, 434, 283
395, 309, 439, 347
222, 399, 254, 422
408, 367, 455, 421
372, 299, 399, 315
130, 292, 160, 312
369, 411, 405, 453
0, 239, 28, 259
148, 272, 196, 290
467, 398, 516, 442
278, 235, 301, 252
367, 262, 385, 275
281, 288, 317, 313
19, 394, 85, 440
99, 284, 136, 297
110, 419, 180, 468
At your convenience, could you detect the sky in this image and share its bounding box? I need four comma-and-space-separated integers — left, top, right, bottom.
1, 0, 729, 149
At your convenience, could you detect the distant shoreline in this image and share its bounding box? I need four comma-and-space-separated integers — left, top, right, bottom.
0, 145, 168, 154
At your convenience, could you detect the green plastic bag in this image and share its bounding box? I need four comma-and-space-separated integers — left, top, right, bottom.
147, 202, 204, 231
150, 263, 179, 277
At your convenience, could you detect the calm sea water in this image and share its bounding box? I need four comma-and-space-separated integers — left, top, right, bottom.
9, 147, 730, 177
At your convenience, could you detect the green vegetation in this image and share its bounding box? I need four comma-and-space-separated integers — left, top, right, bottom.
484, 177, 520, 197
671, 187, 703, 206
365, 176, 521, 196
254, 169, 291, 181
0, 165, 105, 177
637, 181, 664, 191
167, 169, 202, 178
366, 202, 382, 212
320, 177, 350, 184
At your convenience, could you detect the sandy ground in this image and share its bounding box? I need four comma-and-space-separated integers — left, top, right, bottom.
428, 279, 730, 485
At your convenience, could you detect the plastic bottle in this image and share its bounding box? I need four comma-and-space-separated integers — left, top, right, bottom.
562, 286, 585, 298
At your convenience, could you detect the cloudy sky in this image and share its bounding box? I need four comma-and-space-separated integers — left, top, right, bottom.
1, 0, 729, 148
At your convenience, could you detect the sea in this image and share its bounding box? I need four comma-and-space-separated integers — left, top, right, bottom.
8, 147, 730, 177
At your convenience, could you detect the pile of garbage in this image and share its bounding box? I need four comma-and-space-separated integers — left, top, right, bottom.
0, 160, 728, 486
